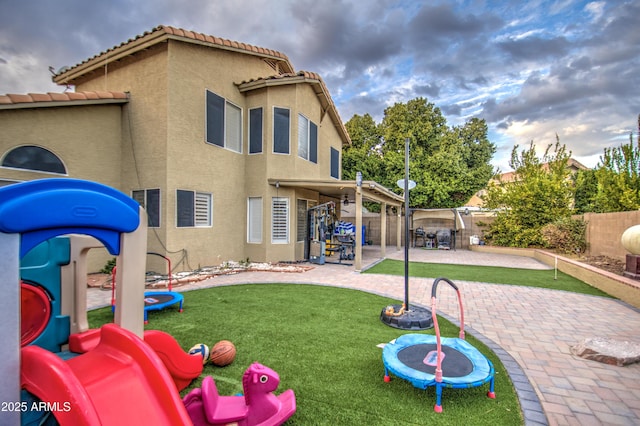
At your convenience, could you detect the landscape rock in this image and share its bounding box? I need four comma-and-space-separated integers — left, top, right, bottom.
570, 337, 640, 366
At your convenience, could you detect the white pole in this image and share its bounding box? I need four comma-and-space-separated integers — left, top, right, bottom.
554, 256, 558, 280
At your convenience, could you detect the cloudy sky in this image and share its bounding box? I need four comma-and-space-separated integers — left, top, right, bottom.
1, 0, 638, 171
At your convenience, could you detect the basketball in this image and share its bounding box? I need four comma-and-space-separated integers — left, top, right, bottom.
209, 340, 236, 367
188, 343, 210, 365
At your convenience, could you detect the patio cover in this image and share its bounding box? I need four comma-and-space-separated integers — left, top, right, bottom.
268, 178, 404, 270
411, 208, 466, 250
411, 209, 466, 231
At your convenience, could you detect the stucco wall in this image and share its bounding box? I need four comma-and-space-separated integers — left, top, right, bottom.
0, 105, 124, 187
2, 37, 351, 271
0, 103, 126, 271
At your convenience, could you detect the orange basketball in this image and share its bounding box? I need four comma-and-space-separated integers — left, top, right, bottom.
209, 340, 236, 367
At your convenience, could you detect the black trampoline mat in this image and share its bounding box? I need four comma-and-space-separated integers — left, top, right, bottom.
397, 343, 474, 378
144, 294, 176, 306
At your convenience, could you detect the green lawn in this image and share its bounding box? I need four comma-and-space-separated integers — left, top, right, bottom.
365, 259, 612, 297
88, 284, 522, 425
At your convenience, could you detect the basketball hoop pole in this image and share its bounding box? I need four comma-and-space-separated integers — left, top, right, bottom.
379, 137, 432, 331
404, 137, 410, 310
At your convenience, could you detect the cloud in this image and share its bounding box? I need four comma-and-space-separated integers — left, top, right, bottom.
0, 0, 637, 172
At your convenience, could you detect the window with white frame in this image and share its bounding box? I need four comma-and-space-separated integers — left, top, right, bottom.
132, 188, 160, 228
247, 197, 262, 243
249, 107, 263, 154
296, 199, 308, 243
297, 114, 318, 163
177, 190, 212, 227
271, 197, 289, 243
273, 107, 290, 154
205, 90, 242, 153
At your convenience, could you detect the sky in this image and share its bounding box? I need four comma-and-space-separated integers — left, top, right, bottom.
1, 0, 638, 172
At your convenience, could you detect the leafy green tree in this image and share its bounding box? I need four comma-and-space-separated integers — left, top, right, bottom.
592, 132, 640, 212
343, 98, 496, 208
573, 168, 598, 214
482, 140, 575, 247
343, 113, 383, 182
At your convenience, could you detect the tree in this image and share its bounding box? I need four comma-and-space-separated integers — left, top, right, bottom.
343, 98, 496, 208
592, 131, 640, 212
573, 168, 598, 214
343, 113, 382, 182
482, 139, 575, 247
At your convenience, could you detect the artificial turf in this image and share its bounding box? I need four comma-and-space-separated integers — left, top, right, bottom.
365, 259, 612, 297
88, 284, 523, 425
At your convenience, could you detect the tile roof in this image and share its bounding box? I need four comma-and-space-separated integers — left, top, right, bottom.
0, 91, 129, 109
52, 25, 294, 85
45, 26, 348, 144
237, 71, 350, 145
237, 70, 323, 85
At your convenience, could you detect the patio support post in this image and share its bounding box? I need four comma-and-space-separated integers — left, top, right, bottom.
355, 172, 363, 271
380, 202, 387, 258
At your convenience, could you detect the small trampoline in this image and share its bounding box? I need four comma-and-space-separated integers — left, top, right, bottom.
143, 291, 183, 323
111, 253, 183, 324
383, 277, 495, 413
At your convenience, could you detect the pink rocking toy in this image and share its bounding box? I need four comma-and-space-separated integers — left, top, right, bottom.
183, 362, 296, 426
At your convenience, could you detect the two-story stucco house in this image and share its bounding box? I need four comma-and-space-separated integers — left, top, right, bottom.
0, 25, 402, 271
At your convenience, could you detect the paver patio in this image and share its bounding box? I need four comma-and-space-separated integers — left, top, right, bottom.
87, 247, 640, 425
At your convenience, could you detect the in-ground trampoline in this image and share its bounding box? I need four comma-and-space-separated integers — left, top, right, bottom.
383, 277, 495, 413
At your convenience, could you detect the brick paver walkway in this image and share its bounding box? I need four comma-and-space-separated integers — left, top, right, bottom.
88, 247, 640, 425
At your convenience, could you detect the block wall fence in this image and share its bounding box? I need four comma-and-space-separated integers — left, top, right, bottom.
344, 210, 640, 261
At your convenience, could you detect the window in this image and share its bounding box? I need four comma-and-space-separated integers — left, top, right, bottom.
247, 197, 263, 243
2, 145, 66, 174
205, 90, 242, 153
249, 108, 263, 154
330, 147, 340, 179
177, 190, 212, 227
296, 199, 308, 243
273, 107, 290, 154
297, 115, 318, 163
132, 189, 160, 228
271, 197, 289, 243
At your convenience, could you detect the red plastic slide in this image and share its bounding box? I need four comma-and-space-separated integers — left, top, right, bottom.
21, 323, 193, 425
144, 330, 203, 391
69, 327, 203, 392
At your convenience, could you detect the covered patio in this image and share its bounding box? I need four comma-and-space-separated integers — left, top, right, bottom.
268, 178, 404, 270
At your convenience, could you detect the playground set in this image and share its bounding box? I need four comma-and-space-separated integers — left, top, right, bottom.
0, 178, 296, 425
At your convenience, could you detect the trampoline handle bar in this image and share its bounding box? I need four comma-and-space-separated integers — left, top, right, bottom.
431, 277, 465, 340
147, 252, 172, 291
431, 277, 458, 297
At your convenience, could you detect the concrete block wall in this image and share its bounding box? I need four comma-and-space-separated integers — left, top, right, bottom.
580, 211, 640, 261
345, 210, 640, 261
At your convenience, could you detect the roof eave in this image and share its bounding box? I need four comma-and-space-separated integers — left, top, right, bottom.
53, 29, 294, 86
0, 97, 129, 110
53, 30, 172, 86
268, 178, 403, 206
238, 76, 351, 146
